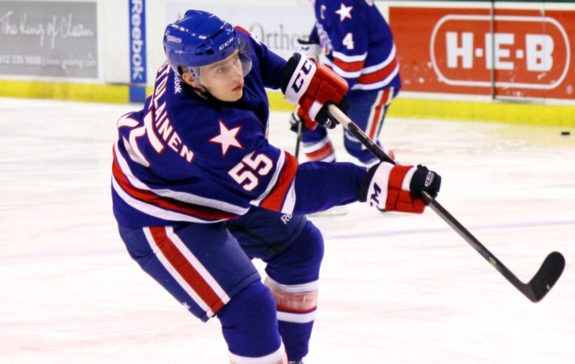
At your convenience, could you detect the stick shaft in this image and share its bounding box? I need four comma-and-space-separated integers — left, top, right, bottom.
327, 104, 562, 302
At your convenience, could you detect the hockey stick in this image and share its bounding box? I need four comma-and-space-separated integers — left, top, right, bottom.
327, 104, 565, 302
294, 114, 303, 160
290, 112, 303, 160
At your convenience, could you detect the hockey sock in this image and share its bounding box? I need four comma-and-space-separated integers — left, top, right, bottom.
264, 221, 324, 362
278, 320, 315, 362
217, 281, 286, 363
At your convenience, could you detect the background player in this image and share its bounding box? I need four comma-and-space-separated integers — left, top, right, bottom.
292, 0, 401, 165
112, 10, 440, 364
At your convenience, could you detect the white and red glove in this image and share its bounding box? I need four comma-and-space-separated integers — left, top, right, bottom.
359, 162, 442, 213
281, 52, 348, 130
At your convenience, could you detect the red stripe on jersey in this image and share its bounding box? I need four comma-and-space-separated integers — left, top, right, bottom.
333, 57, 365, 73
149, 227, 226, 314
260, 152, 298, 211
112, 151, 236, 221
367, 89, 390, 139
357, 57, 398, 85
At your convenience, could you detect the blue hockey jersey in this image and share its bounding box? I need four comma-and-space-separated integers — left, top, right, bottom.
112, 28, 365, 228
310, 0, 400, 91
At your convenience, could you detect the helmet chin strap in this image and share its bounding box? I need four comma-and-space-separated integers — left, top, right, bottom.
192, 85, 212, 101
181, 69, 208, 96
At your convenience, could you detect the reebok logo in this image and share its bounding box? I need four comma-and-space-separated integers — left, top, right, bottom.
281, 213, 293, 224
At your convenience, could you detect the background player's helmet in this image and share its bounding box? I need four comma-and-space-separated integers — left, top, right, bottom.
163, 10, 252, 81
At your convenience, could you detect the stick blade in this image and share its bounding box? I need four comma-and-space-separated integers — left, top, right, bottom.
525, 251, 565, 302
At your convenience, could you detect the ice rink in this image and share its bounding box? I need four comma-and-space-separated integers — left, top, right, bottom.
1, 97, 574, 363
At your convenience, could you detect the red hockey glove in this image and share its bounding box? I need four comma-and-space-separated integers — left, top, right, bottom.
281, 52, 348, 129
296, 105, 321, 130
359, 163, 442, 213
289, 107, 318, 132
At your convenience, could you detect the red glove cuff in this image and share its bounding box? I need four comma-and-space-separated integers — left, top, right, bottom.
296, 106, 318, 130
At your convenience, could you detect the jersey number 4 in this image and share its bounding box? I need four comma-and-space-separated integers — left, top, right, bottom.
342, 33, 354, 50
228, 152, 273, 191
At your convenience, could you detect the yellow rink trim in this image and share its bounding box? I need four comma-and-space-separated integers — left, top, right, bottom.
389, 98, 575, 128
0, 80, 132, 104
267, 91, 575, 128
1, 80, 575, 128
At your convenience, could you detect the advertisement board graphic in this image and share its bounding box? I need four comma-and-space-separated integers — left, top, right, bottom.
166, 1, 315, 60
390, 7, 575, 100
129, 0, 146, 102
0, 1, 98, 79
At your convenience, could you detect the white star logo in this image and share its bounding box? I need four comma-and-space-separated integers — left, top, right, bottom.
209, 120, 243, 157
335, 3, 353, 22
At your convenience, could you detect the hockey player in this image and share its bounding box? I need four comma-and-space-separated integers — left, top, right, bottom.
292, 0, 401, 165
111, 10, 440, 364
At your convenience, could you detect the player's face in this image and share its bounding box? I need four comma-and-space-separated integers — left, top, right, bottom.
198, 51, 244, 102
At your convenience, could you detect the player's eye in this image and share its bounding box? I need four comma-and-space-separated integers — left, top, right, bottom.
215, 65, 228, 74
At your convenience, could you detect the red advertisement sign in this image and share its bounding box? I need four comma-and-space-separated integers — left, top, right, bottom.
389, 7, 574, 100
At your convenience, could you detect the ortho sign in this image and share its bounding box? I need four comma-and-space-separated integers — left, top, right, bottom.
390, 7, 575, 100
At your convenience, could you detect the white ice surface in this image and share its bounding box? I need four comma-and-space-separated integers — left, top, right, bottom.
1, 98, 574, 363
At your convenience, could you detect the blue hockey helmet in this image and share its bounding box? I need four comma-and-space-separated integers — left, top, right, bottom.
163, 10, 251, 79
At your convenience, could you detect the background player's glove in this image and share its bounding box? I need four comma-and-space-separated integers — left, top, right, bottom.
359, 163, 442, 213
289, 111, 302, 133
280, 52, 348, 129
289, 106, 327, 132
296, 37, 322, 59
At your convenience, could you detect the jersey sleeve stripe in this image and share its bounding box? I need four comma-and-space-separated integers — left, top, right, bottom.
333, 58, 365, 73
331, 50, 367, 62
351, 65, 399, 90
260, 151, 298, 212
322, 57, 362, 79
146, 226, 230, 318
113, 148, 241, 222
361, 45, 397, 74
357, 57, 399, 85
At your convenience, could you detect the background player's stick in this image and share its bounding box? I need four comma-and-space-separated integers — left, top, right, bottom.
294, 116, 302, 160
290, 112, 303, 160
326, 104, 565, 303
